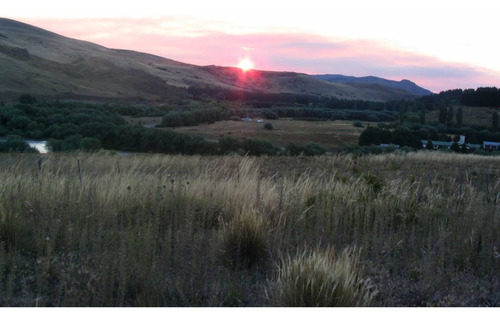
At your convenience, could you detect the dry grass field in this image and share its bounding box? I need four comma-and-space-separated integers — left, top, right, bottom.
171, 118, 366, 149
0, 151, 499, 306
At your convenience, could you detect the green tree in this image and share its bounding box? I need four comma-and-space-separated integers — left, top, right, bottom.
426, 140, 434, 150
264, 122, 273, 130
62, 135, 82, 151
303, 142, 327, 156
447, 106, 454, 125
19, 94, 37, 105
493, 111, 499, 130
419, 106, 426, 124
47, 139, 63, 152
450, 141, 460, 152
353, 121, 363, 128
0, 135, 37, 153
241, 138, 279, 156
219, 136, 241, 154
456, 107, 463, 128
8, 115, 31, 132
285, 143, 302, 156
438, 102, 447, 124
81, 137, 102, 151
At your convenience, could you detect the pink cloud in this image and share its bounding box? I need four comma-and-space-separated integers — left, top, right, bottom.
18, 17, 500, 93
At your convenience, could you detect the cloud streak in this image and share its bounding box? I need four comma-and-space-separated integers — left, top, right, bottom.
22, 17, 500, 93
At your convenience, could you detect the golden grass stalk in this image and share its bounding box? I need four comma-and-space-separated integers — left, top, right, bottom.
274, 246, 377, 307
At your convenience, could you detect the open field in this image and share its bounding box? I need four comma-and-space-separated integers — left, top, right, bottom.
0, 151, 499, 306
170, 118, 366, 149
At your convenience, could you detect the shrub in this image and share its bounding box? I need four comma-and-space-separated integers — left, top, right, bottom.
0, 135, 37, 153
263, 111, 279, 120
219, 210, 270, 269
46, 138, 63, 152
303, 142, 327, 156
273, 246, 376, 306
18, 94, 37, 104
285, 143, 302, 156
241, 138, 279, 156
62, 134, 82, 151
264, 122, 273, 130
353, 121, 363, 128
219, 136, 241, 154
81, 137, 102, 151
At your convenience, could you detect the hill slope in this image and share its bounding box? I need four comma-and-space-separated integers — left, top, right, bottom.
313, 74, 433, 96
0, 18, 423, 103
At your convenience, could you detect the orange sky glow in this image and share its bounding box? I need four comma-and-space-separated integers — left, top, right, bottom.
3, 0, 500, 93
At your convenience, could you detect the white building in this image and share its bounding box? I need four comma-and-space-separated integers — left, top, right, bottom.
483, 141, 500, 150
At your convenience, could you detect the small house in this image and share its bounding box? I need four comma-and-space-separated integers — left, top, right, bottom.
483, 141, 500, 150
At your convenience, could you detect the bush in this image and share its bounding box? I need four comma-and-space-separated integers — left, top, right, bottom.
62, 135, 82, 151
219, 210, 270, 269
273, 246, 376, 306
303, 142, 327, 156
81, 137, 102, 151
219, 136, 241, 154
241, 138, 279, 156
0, 135, 38, 153
263, 111, 279, 120
353, 121, 364, 128
18, 94, 37, 104
264, 122, 273, 130
47, 138, 63, 152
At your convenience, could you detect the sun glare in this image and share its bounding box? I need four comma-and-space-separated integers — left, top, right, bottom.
237, 58, 254, 71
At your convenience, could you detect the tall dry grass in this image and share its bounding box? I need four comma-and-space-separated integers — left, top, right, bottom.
0, 151, 499, 306
273, 246, 376, 306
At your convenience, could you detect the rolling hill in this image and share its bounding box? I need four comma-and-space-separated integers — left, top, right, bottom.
0, 18, 429, 104
313, 74, 434, 96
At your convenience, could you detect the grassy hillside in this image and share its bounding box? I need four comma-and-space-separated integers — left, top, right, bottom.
0, 152, 498, 306
0, 18, 419, 103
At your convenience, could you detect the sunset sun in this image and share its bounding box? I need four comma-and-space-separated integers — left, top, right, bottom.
237, 58, 254, 71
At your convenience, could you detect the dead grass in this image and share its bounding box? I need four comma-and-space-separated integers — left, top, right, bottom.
273, 246, 376, 306
0, 151, 498, 306
172, 118, 365, 149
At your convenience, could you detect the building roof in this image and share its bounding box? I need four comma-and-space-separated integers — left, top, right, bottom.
483, 141, 500, 146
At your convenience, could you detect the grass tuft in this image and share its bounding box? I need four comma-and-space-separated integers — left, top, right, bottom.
273, 246, 377, 307
218, 209, 270, 270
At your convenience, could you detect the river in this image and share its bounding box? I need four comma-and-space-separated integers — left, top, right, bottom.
26, 140, 48, 154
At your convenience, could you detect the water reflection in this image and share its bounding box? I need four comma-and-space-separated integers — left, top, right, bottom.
26, 140, 48, 154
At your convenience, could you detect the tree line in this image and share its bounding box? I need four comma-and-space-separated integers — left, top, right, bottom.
0, 96, 329, 156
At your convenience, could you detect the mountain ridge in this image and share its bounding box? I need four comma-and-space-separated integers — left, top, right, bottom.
0, 18, 430, 103
312, 74, 434, 96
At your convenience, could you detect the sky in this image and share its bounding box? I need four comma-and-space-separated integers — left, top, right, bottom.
3, 0, 500, 93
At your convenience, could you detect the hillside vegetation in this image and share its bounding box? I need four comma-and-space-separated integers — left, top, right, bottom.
0, 18, 422, 103
0, 152, 499, 306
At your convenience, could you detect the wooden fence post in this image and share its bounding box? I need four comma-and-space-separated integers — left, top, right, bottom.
78, 159, 82, 183
38, 156, 43, 173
